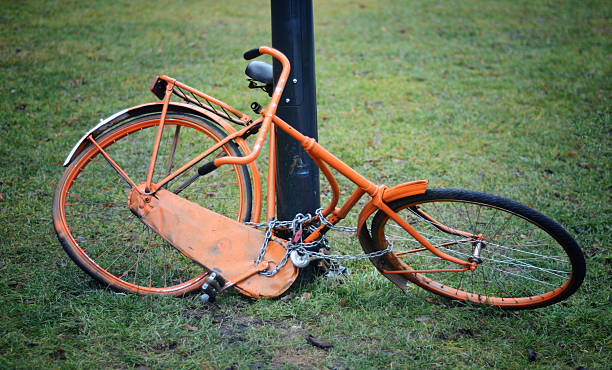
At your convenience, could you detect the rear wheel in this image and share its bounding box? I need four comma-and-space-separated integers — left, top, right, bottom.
52, 112, 252, 295
370, 189, 585, 309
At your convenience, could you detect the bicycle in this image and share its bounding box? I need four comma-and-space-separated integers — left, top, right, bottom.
52, 46, 586, 309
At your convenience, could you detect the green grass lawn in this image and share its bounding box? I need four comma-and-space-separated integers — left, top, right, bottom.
1, 0, 610, 368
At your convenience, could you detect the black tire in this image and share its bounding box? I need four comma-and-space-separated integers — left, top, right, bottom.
370, 188, 586, 309
53, 112, 252, 295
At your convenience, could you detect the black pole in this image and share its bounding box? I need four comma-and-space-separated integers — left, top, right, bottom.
270, 0, 320, 221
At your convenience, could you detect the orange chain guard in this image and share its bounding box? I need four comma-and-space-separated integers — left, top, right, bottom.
128, 184, 297, 298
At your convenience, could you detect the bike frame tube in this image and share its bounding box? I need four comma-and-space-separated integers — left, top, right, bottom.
145, 80, 175, 193
301, 187, 367, 245
375, 200, 472, 267
412, 208, 478, 239
272, 116, 378, 195
266, 119, 277, 221
154, 116, 265, 191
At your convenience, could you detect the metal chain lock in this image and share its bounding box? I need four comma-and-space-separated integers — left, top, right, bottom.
246, 208, 393, 277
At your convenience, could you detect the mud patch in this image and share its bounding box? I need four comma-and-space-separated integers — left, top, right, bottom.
213, 313, 269, 344
150, 340, 179, 353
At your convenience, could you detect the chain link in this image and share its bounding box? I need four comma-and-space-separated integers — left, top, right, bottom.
314, 208, 357, 233
246, 208, 393, 277
294, 241, 393, 262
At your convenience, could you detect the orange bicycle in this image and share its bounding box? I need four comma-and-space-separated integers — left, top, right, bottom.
52, 46, 585, 309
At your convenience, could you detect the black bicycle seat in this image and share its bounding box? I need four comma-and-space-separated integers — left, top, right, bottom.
245, 61, 273, 85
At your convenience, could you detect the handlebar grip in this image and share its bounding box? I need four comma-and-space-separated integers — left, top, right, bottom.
243, 48, 262, 60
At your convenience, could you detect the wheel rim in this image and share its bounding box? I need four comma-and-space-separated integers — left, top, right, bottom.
55, 116, 250, 294
375, 199, 577, 308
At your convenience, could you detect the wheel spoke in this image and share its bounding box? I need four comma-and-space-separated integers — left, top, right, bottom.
485, 265, 558, 287
486, 242, 570, 262
164, 124, 182, 179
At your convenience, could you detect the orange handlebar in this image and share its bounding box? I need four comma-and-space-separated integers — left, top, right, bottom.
214, 46, 291, 167
258, 46, 291, 113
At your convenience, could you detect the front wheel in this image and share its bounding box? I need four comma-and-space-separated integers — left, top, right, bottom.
370, 188, 586, 309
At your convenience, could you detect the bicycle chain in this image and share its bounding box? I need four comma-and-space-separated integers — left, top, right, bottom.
246, 208, 393, 277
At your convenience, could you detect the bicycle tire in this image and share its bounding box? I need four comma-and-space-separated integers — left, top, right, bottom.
370, 188, 585, 309
53, 111, 252, 295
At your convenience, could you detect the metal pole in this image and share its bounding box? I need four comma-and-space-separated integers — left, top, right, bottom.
270, 0, 320, 222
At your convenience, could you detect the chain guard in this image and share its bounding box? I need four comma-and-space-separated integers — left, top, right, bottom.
128, 184, 297, 298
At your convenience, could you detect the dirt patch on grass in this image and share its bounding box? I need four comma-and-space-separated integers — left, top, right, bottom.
213, 313, 263, 343
191, 305, 330, 367
272, 346, 328, 368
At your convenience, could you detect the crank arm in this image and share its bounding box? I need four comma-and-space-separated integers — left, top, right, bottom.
220, 260, 270, 290
200, 261, 270, 303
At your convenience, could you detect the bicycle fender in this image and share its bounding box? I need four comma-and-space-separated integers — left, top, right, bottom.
356, 180, 428, 232
62, 102, 249, 167
356, 180, 428, 291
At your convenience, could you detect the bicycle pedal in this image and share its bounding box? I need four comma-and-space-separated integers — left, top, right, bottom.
209, 272, 227, 286
199, 272, 226, 304
199, 282, 218, 303
204, 274, 222, 291
199, 292, 214, 304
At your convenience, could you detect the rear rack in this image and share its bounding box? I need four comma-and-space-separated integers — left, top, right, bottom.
150, 76, 250, 126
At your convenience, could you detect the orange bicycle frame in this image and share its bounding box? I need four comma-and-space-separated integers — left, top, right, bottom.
126, 46, 477, 274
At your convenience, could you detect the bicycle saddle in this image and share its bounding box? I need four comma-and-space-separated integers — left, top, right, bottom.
245, 61, 273, 85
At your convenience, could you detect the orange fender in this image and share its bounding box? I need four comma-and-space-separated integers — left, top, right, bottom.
356, 180, 428, 233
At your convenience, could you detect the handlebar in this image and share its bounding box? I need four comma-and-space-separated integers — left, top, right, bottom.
243, 48, 262, 60
214, 46, 291, 168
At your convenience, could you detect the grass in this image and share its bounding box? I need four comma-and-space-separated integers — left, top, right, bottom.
1, 0, 611, 368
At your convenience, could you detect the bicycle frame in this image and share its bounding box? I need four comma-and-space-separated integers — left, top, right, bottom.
90, 46, 477, 275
